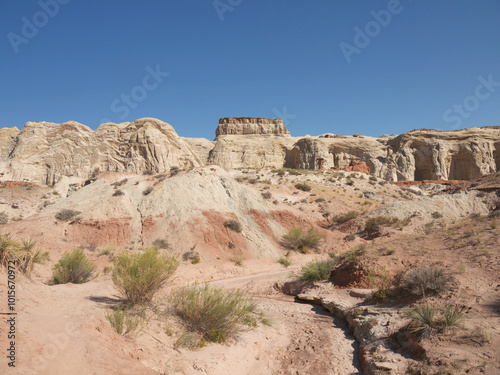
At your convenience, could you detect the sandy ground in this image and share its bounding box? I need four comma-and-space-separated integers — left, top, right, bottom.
0, 257, 362, 375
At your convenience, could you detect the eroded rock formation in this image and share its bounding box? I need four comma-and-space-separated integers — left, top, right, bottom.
1, 118, 499, 185
0, 118, 202, 185
386, 127, 500, 181
209, 125, 500, 182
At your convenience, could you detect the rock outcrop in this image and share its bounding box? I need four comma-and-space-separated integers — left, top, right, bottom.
386, 127, 500, 181
0, 118, 202, 185
1, 118, 499, 185
215, 117, 290, 136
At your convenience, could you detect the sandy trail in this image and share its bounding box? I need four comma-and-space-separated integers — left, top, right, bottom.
206, 267, 362, 375
0, 260, 362, 375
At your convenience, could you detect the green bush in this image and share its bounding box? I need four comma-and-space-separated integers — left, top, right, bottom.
277, 257, 291, 267
282, 226, 322, 253
112, 249, 178, 304
402, 267, 447, 297
295, 183, 311, 192
173, 283, 265, 343
297, 259, 335, 282
106, 308, 142, 336
51, 248, 95, 284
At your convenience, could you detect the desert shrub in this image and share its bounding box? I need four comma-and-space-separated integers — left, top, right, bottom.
103, 266, 112, 274
369, 176, 377, 182
231, 255, 244, 266
297, 259, 335, 282
332, 211, 359, 224
106, 308, 142, 336
431, 211, 443, 219
112, 249, 178, 304
173, 283, 264, 343
405, 304, 438, 339
490, 221, 497, 229
367, 266, 392, 301
142, 186, 153, 195
55, 209, 81, 222
315, 197, 326, 203
424, 221, 434, 235
282, 226, 321, 253
365, 216, 398, 237
191, 255, 201, 264
248, 178, 258, 184
0, 235, 36, 275
402, 267, 447, 297
277, 257, 291, 267
0, 211, 8, 225
277, 170, 286, 176
261, 191, 272, 200
343, 244, 366, 264
344, 234, 356, 241
183, 250, 200, 262
224, 219, 242, 233
33, 250, 50, 264
174, 332, 205, 350
288, 169, 302, 176
112, 190, 124, 197
51, 248, 95, 284
152, 238, 169, 249
98, 248, 113, 257
443, 305, 464, 333
295, 183, 311, 192
114, 178, 128, 187
346, 179, 354, 186
142, 170, 155, 175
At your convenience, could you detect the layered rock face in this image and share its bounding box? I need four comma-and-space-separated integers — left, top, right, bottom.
386, 127, 500, 181
215, 117, 290, 136
1, 118, 499, 185
209, 125, 500, 181
0, 118, 202, 185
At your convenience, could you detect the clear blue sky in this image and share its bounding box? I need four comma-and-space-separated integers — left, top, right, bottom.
1, 0, 499, 139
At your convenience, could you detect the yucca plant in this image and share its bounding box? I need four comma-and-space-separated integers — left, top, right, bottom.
405, 304, 438, 339
0, 234, 36, 276
443, 305, 464, 333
